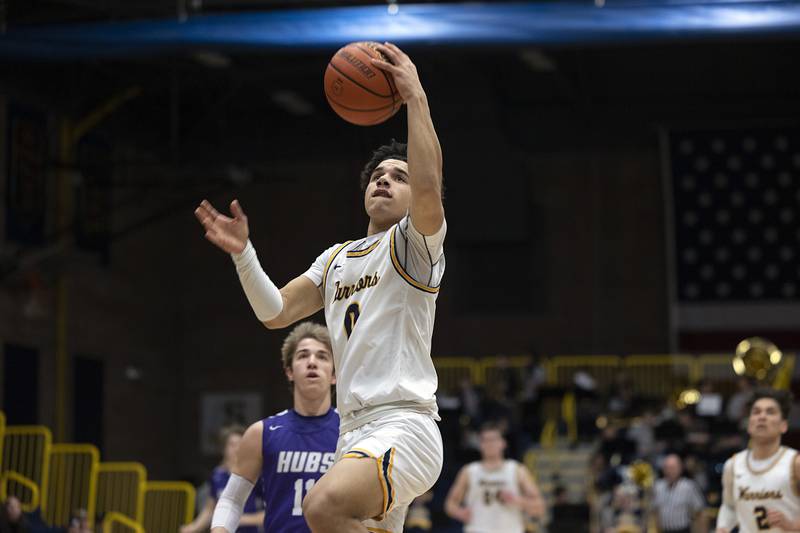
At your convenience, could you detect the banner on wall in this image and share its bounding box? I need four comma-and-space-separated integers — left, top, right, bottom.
664, 127, 800, 349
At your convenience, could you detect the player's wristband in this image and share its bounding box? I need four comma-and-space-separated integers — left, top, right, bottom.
231, 240, 283, 321
211, 473, 254, 533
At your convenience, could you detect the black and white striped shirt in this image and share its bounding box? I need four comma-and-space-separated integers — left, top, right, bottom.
652, 477, 705, 531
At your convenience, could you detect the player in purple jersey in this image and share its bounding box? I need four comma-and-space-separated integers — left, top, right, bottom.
182, 426, 265, 533
211, 322, 339, 533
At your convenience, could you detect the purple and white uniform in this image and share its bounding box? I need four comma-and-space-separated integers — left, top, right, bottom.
260, 408, 339, 533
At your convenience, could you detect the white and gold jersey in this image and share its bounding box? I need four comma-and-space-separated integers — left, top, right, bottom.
303, 215, 445, 432
464, 460, 525, 533
728, 446, 800, 532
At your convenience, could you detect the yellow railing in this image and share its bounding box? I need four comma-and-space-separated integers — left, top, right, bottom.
624, 355, 694, 397
435, 357, 481, 391
0, 471, 40, 511
547, 355, 622, 390
481, 355, 533, 389
0, 425, 52, 512
143, 481, 195, 533
434, 353, 797, 392
96, 462, 147, 524
102, 511, 146, 533
42, 444, 99, 528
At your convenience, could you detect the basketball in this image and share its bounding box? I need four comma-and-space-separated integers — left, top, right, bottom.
324, 41, 402, 126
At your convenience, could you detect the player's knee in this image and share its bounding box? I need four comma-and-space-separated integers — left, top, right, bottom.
303, 483, 339, 526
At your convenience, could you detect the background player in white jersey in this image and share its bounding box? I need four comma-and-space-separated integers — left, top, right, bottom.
210, 322, 339, 533
716, 388, 800, 533
444, 422, 545, 533
196, 42, 445, 533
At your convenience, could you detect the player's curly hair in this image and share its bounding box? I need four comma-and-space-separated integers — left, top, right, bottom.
359, 139, 407, 191
280, 321, 332, 369
747, 387, 793, 419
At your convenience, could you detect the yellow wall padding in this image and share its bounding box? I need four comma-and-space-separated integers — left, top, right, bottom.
0, 425, 52, 512
95, 462, 147, 523
143, 481, 195, 533
42, 444, 99, 528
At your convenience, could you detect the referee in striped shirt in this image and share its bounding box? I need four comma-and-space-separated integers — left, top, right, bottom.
651, 454, 707, 533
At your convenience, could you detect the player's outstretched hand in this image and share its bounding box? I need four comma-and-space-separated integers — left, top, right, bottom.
370, 42, 423, 103
195, 199, 249, 254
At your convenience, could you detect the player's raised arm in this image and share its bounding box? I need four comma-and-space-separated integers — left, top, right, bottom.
372, 43, 444, 236
195, 199, 323, 329
210, 422, 264, 533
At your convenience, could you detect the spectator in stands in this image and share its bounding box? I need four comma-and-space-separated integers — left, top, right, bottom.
677, 410, 711, 455
598, 423, 637, 466
607, 372, 637, 418
650, 454, 706, 533
601, 482, 645, 533
66, 509, 91, 533
0, 496, 29, 533
696, 379, 723, 419
725, 376, 754, 428
459, 376, 482, 427
627, 409, 657, 462
519, 354, 546, 404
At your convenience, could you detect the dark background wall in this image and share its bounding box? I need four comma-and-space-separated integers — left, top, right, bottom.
1, 38, 798, 480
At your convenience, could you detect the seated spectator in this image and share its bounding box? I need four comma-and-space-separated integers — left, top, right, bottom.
601, 483, 645, 533
725, 376, 754, 428
66, 509, 91, 533
598, 424, 637, 466
695, 379, 723, 419
0, 496, 29, 533
627, 410, 657, 462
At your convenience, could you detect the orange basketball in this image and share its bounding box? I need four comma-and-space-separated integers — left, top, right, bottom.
324, 42, 402, 126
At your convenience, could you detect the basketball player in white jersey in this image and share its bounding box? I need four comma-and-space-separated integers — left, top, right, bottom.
716, 388, 800, 532
445, 422, 545, 533
195, 42, 445, 533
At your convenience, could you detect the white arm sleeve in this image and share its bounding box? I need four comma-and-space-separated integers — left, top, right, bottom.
231, 240, 283, 321
211, 473, 255, 533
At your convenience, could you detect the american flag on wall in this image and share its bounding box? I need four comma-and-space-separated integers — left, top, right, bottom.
666, 127, 800, 349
